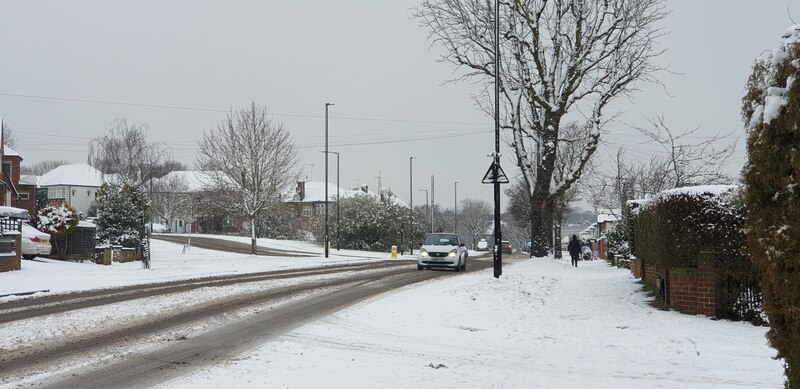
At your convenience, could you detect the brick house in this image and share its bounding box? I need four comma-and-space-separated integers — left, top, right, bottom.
0, 145, 36, 219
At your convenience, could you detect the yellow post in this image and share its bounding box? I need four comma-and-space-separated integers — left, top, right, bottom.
391, 245, 397, 259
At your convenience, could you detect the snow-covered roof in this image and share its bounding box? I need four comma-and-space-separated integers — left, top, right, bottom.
39, 163, 104, 187
597, 213, 619, 224
300, 181, 347, 202
19, 175, 39, 186
153, 171, 217, 192
3, 146, 19, 157
292, 181, 408, 207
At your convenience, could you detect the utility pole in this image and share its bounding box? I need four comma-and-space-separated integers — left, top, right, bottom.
430, 175, 435, 233
409, 156, 414, 255
454, 181, 458, 234
324, 102, 334, 258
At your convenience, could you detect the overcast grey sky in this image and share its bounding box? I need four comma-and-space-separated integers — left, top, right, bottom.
0, 1, 795, 209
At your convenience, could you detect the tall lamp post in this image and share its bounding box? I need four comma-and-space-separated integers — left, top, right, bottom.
419, 189, 429, 235
324, 102, 334, 258
409, 156, 415, 255
321, 150, 340, 250
454, 181, 458, 235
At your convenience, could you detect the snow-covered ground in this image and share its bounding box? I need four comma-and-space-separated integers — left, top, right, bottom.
0, 235, 404, 297
0, 237, 786, 387
157, 258, 784, 389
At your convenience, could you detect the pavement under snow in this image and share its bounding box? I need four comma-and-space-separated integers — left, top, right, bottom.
0, 237, 785, 387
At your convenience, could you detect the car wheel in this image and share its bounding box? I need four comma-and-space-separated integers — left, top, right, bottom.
22, 254, 36, 260
417, 264, 423, 271
461, 260, 466, 271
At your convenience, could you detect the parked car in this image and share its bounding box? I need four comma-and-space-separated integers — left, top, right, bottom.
418, 233, 468, 272
21, 224, 51, 260
500, 240, 513, 254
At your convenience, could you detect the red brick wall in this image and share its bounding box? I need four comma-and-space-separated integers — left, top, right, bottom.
631, 257, 642, 278
665, 254, 716, 317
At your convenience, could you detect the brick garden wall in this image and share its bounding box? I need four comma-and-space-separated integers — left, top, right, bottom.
634, 253, 716, 317
0, 256, 19, 272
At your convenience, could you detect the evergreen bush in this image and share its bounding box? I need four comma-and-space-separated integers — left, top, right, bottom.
741, 25, 800, 388
96, 183, 149, 247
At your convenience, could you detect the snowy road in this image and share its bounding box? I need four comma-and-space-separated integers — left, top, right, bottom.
0, 246, 496, 388
157, 258, 784, 389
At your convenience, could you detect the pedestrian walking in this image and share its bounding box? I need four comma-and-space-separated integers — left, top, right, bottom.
568, 235, 581, 267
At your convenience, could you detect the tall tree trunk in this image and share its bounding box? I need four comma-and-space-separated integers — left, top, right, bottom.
553, 212, 562, 259
250, 215, 257, 255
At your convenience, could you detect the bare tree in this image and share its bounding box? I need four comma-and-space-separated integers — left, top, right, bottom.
88, 118, 169, 186
631, 114, 736, 187
196, 102, 298, 254
1, 119, 17, 149
416, 0, 667, 256
149, 173, 190, 231
21, 160, 74, 176
458, 198, 492, 249
589, 116, 736, 220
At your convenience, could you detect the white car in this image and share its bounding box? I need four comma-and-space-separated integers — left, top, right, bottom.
21, 224, 51, 259
417, 233, 468, 272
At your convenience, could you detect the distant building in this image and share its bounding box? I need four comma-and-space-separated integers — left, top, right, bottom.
0, 145, 36, 218
38, 163, 105, 216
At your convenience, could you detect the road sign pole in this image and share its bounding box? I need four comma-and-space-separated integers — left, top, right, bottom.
493, 0, 502, 278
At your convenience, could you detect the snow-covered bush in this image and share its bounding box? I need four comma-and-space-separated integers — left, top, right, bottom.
742, 25, 800, 388
37, 204, 79, 239
96, 183, 149, 247
604, 224, 630, 259
36, 204, 79, 259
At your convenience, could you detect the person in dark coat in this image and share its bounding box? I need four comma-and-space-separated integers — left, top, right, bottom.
568, 235, 581, 267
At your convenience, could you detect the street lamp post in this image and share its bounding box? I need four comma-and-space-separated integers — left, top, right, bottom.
324, 102, 334, 258
454, 181, 458, 235
321, 150, 340, 250
419, 189, 429, 236
409, 156, 414, 255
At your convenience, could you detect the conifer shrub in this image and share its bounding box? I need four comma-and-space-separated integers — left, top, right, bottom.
741, 25, 800, 388
96, 183, 149, 248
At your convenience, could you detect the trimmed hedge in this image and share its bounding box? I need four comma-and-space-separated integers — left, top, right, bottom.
631, 186, 762, 322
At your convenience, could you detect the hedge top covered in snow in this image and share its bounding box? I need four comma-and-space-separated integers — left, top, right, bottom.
631, 184, 740, 214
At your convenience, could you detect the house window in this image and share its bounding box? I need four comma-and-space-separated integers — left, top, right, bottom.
316, 203, 326, 215
48, 187, 66, 199
18, 193, 29, 200
302, 206, 312, 217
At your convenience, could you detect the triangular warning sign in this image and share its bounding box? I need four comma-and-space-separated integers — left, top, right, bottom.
482, 163, 509, 184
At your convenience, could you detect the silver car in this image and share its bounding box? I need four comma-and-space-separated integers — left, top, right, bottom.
417, 233, 468, 272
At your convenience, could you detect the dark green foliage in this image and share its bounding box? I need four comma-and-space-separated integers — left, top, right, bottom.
742, 33, 800, 388
313, 194, 425, 253
605, 224, 630, 259
34, 189, 48, 215
255, 204, 302, 240
96, 183, 149, 247
632, 187, 761, 322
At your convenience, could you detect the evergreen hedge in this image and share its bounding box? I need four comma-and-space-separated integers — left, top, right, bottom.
741, 25, 800, 388
631, 186, 762, 322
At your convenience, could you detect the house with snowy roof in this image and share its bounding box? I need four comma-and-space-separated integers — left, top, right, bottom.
286, 181, 406, 220
38, 163, 105, 216
149, 170, 217, 233
1, 145, 37, 218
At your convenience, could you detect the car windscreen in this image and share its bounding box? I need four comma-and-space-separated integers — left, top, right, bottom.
424, 234, 458, 246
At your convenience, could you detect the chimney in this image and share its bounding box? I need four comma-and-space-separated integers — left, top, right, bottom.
360, 185, 368, 193
295, 181, 306, 201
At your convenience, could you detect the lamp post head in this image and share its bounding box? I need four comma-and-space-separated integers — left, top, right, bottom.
326, 102, 335, 107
